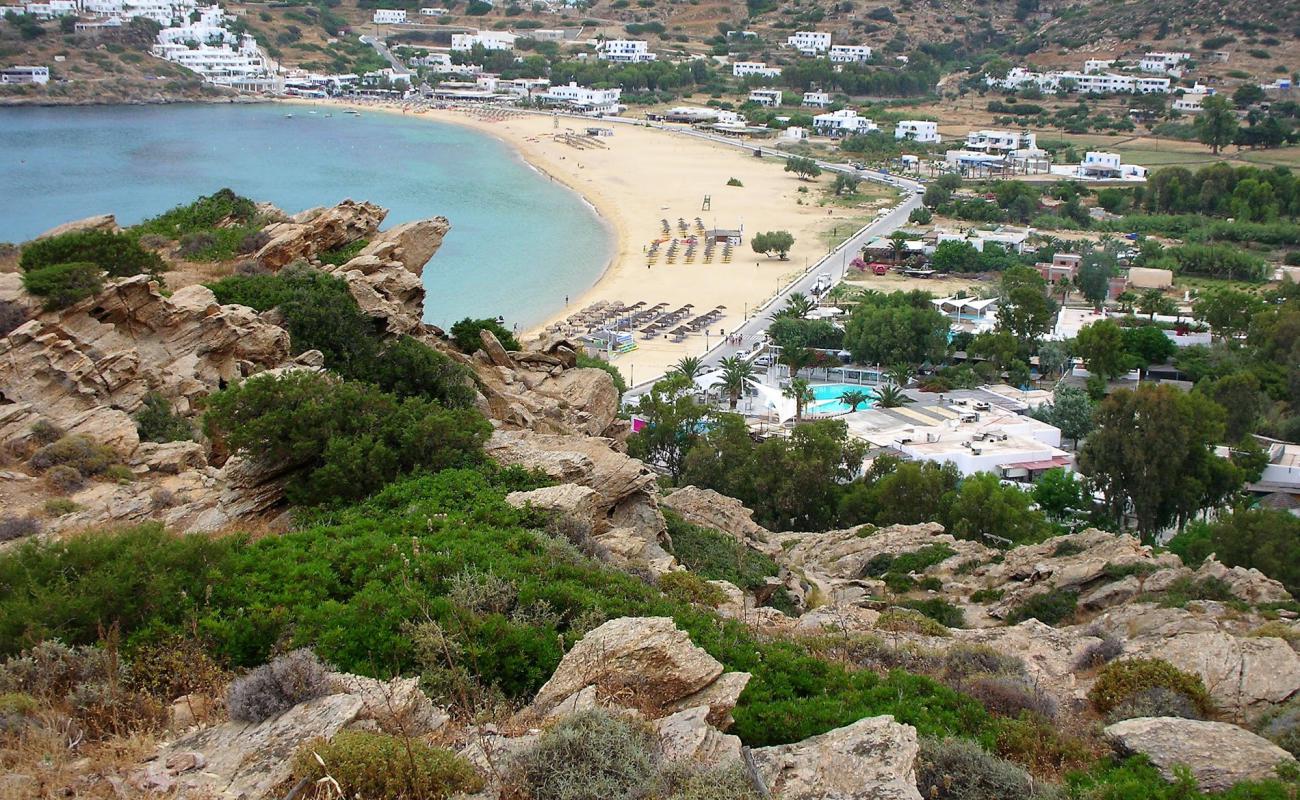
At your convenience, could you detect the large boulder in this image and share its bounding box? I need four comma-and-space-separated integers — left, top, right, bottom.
35, 213, 118, 240
255, 200, 387, 270
661, 486, 780, 556
1104, 717, 1295, 791
505, 483, 601, 530
1195, 557, 1292, 605
356, 216, 451, 273
655, 706, 743, 766
750, 715, 922, 800
529, 617, 748, 728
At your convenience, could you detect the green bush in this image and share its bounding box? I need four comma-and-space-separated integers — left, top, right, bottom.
293, 730, 484, 800
316, 237, 369, 266
134, 392, 193, 443
878, 608, 951, 637
133, 189, 262, 262
449, 316, 520, 353
1065, 754, 1300, 799
361, 336, 478, 408
914, 737, 1043, 800
969, 588, 1003, 603
505, 709, 660, 800
658, 571, 727, 607
1106, 686, 1204, 723
203, 371, 490, 506
20, 230, 165, 278
1087, 658, 1213, 717
942, 644, 1025, 682
900, 598, 966, 628
20, 262, 104, 310
30, 435, 120, 477
1004, 589, 1077, 626
664, 512, 778, 592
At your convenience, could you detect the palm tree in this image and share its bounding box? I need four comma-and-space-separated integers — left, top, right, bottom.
839, 389, 871, 412
774, 292, 815, 320
1137, 288, 1166, 320
671, 355, 703, 380
1055, 275, 1073, 306
779, 345, 816, 379
1115, 290, 1138, 314
885, 363, 913, 388
718, 355, 754, 410
888, 232, 908, 265
784, 378, 814, 421
874, 383, 908, 408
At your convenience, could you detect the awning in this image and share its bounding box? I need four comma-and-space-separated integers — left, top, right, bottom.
999, 456, 1071, 471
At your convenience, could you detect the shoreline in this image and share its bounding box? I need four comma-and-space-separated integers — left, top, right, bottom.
285, 97, 896, 382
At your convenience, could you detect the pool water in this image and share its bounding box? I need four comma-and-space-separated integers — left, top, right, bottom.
807, 383, 877, 414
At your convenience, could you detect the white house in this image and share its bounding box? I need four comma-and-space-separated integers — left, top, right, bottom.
1049, 151, 1148, 182
894, 120, 940, 143
747, 88, 783, 106
965, 129, 1036, 153
734, 61, 781, 78
1173, 86, 1213, 112
0, 65, 49, 84
857, 408, 1069, 480
829, 44, 872, 64
152, 22, 279, 91
1139, 51, 1189, 74
801, 91, 831, 107
787, 30, 831, 55
1083, 59, 1113, 74
812, 108, 878, 137
932, 296, 999, 333
372, 8, 407, 24
988, 66, 1171, 95
22, 0, 75, 17
596, 39, 655, 63
419, 7, 448, 15
452, 31, 518, 51
539, 82, 621, 114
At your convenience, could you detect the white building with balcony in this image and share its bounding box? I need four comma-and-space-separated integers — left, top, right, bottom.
965, 129, 1036, 153
1140, 51, 1189, 74
747, 88, 783, 106
894, 120, 940, 142
596, 39, 655, 63
829, 44, 872, 63
152, 21, 279, 90
1050, 151, 1148, 181
1173, 85, 1214, 112
801, 90, 831, 107
787, 30, 831, 55
813, 108, 878, 137
372, 8, 406, 24
988, 66, 1171, 95
1083, 59, 1113, 73
733, 61, 781, 78
539, 82, 621, 114
0, 65, 49, 84
452, 31, 518, 51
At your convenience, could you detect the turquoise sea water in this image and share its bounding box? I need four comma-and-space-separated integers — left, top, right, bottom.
0, 103, 611, 329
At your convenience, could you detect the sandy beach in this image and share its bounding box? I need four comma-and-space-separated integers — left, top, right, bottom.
297, 99, 897, 383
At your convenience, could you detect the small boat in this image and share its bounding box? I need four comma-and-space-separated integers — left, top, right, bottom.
284, 113, 294, 118
324, 112, 333, 117
344, 109, 361, 116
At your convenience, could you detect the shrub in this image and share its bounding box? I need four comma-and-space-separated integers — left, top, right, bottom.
877, 608, 951, 637
1106, 686, 1204, 723
44, 464, 85, 493
0, 692, 37, 734
664, 512, 779, 591
1050, 539, 1086, 557
650, 762, 761, 800
20, 230, 165, 278
992, 713, 1101, 775
29, 420, 64, 445
914, 737, 1042, 800
505, 709, 660, 800
20, 261, 104, 310
969, 588, 1003, 603
134, 392, 193, 443
942, 644, 1025, 681
292, 730, 483, 800
1259, 696, 1300, 757
1155, 575, 1235, 607
965, 675, 1058, 720
900, 598, 966, 628
203, 371, 490, 506
226, 648, 332, 723
104, 463, 135, 484
360, 336, 478, 408
0, 515, 40, 543
449, 316, 520, 353
1075, 631, 1123, 669
1087, 658, 1213, 717
43, 498, 79, 517
658, 571, 727, 607
726, 177, 744, 187
30, 435, 119, 477
0, 299, 28, 336
317, 238, 369, 266
129, 636, 229, 702
1004, 589, 1077, 626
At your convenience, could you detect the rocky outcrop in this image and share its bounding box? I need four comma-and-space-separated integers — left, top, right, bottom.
750, 715, 922, 800
35, 213, 119, 240
661, 486, 780, 556
486, 429, 672, 573
953, 620, 1102, 700
333, 216, 451, 336
1104, 717, 1295, 791
1195, 557, 1292, 605
655, 706, 743, 766
528, 617, 749, 729
356, 217, 450, 273
0, 279, 290, 456
255, 200, 386, 270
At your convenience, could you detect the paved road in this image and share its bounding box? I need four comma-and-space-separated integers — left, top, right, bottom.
359, 35, 413, 79
619, 127, 925, 399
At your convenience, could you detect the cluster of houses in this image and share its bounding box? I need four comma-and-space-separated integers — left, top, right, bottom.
986, 53, 1191, 95
730, 30, 874, 80
0, 0, 280, 90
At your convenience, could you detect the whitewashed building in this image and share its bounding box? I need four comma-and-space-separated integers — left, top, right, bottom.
989, 66, 1171, 95
894, 120, 940, 142
747, 88, 783, 106
1049, 151, 1148, 181
152, 20, 279, 90
801, 90, 831, 107
829, 44, 872, 64
813, 108, 878, 137
452, 31, 518, 51
372, 8, 406, 24
0, 65, 49, 84
787, 30, 831, 55
1083, 59, 1113, 73
419, 7, 448, 15
539, 82, 621, 114
965, 129, 1036, 153
1139, 51, 1189, 74
733, 61, 781, 78
596, 39, 655, 63
1173, 84, 1214, 112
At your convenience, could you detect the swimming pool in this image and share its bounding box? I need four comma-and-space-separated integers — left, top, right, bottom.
807, 383, 877, 414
